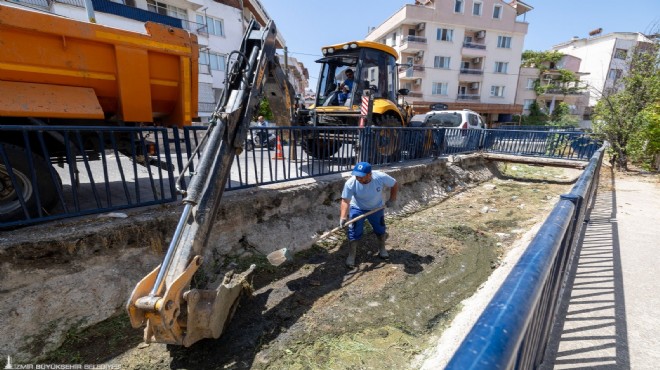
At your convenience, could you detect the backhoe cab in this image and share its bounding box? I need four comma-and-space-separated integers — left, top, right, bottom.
312, 41, 411, 127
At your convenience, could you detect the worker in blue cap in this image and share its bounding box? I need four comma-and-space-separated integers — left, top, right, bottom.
340, 162, 398, 268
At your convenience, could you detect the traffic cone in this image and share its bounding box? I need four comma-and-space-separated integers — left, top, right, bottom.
273, 135, 286, 160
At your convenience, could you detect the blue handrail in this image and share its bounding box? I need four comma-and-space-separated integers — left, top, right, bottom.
445, 146, 606, 369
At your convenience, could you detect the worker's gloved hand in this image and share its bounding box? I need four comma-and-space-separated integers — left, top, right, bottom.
386, 199, 396, 208
339, 218, 348, 228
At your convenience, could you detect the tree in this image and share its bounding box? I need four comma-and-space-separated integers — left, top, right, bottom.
521, 50, 584, 125
256, 98, 274, 121
593, 39, 660, 170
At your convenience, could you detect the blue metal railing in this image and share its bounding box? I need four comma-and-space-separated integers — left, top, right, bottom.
483, 129, 601, 160
446, 145, 606, 369
498, 125, 581, 131
0, 125, 177, 229
1, 125, 601, 228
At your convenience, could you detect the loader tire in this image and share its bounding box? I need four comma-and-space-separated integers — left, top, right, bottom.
369, 116, 402, 163
302, 138, 342, 160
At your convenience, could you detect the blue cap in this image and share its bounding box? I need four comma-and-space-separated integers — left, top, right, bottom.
352, 162, 372, 177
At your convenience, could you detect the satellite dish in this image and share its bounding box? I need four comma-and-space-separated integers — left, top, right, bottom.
588, 28, 603, 36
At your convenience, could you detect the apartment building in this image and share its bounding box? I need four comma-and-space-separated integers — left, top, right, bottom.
365, 0, 531, 124
515, 54, 590, 125
6, 0, 307, 123
552, 32, 656, 109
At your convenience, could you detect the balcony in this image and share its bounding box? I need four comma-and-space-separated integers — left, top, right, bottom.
407, 91, 423, 98
89, 0, 183, 28
462, 42, 486, 50
74, 0, 207, 35
457, 94, 480, 101
198, 102, 216, 113
459, 68, 483, 75
399, 65, 425, 80
400, 35, 427, 53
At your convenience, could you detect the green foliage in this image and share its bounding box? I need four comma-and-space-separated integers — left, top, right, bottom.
593, 40, 660, 170
521, 50, 563, 68
628, 103, 660, 170
519, 101, 577, 127
257, 98, 274, 121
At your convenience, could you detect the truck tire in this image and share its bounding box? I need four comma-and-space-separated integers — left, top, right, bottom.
302, 138, 342, 160
0, 144, 61, 222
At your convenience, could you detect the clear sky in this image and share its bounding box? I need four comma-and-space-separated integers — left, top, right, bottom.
259, 0, 660, 90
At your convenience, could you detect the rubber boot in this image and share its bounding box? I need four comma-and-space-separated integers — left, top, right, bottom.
346, 241, 359, 268
376, 234, 389, 259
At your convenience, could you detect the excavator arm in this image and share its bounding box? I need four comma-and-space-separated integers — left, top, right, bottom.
126, 19, 294, 346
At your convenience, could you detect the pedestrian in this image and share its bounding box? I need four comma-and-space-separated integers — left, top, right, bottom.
340, 162, 398, 268
255, 115, 273, 147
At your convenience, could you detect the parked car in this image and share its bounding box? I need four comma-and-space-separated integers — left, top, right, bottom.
424, 109, 485, 149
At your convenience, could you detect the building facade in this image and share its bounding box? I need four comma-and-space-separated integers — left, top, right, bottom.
365, 0, 531, 124
552, 32, 656, 109
515, 54, 590, 126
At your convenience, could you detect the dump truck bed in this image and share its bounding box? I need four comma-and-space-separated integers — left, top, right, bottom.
0, 4, 198, 126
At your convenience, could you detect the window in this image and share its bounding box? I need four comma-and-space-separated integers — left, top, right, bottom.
454, 0, 463, 13
436, 28, 454, 42
490, 85, 505, 97
493, 4, 502, 19
209, 52, 226, 71
494, 61, 508, 73
196, 15, 224, 36
434, 56, 451, 69
608, 68, 622, 80
526, 78, 536, 89
432, 82, 449, 95
523, 99, 535, 110
614, 48, 627, 60
147, 0, 186, 19
497, 36, 512, 48
199, 49, 209, 66
473, 1, 482, 15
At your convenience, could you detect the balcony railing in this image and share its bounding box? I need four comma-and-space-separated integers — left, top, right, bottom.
14, 0, 57, 7
540, 87, 586, 95
403, 35, 427, 44
198, 102, 217, 113
463, 42, 486, 50
403, 65, 425, 77
457, 94, 480, 100
90, 0, 183, 28
460, 68, 484, 75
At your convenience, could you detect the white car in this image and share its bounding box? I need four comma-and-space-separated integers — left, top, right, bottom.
424, 109, 485, 129
412, 109, 485, 149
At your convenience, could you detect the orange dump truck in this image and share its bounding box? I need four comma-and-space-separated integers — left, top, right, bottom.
0, 3, 199, 222
0, 4, 199, 127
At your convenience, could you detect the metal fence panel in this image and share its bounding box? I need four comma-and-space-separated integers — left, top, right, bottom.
1, 125, 599, 228
0, 126, 177, 228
